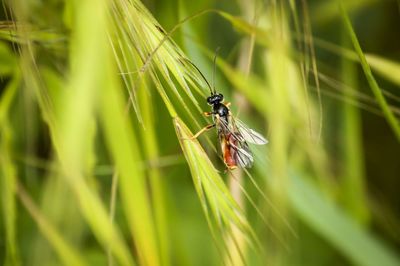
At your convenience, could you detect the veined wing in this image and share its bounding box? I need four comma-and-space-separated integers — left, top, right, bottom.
233, 118, 268, 145
216, 116, 254, 168
229, 138, 254, 168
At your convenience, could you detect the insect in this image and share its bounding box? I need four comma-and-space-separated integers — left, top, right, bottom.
186, 51, 268, 170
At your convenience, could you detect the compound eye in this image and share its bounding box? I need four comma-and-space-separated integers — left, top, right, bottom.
218, 93, 224, 101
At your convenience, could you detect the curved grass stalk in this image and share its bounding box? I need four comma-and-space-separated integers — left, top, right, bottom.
339, 1, 400, 142
174, 117, 259, 264
110, 0, 206, 117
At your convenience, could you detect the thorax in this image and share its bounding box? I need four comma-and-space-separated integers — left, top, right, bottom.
213, 103, 229, 118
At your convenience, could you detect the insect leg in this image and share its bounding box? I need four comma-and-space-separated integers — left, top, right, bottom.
186, 124, 215, 140
203, 112, 213, 117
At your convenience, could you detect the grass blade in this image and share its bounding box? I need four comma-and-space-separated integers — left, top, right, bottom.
339, 2, 400, 142
138, 82, 171, 266
99, 71, 160, 266
340, 32, 369, 224
1, 124, 20, 266
17, 183, 87, 266
289, 174, 400, 266
365, 54, 400, 87
174, 117, 258, 264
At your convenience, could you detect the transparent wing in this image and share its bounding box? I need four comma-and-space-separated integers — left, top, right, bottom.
230, 139, 254, 168
233, 118, 268, 145
217, 116, 254, 168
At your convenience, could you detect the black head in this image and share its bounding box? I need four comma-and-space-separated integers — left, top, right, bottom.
207, 93, 224, 106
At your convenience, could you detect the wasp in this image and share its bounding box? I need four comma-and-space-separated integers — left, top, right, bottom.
186, 52, 268, 170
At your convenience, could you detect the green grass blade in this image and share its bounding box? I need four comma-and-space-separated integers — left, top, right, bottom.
138, 82, 171, 266
9, 0, 135, 265
53, 0, 135, 263
0, 61, 20, 266
365, 54, 400, 87
340, 33, 370, 224
0, 41, 17, 76
99, 71, 160, 266
174, 117, 258, 263
0, 75, 19, 126
289, 174, 400, 266
312, 37, 400, 88
313, 0, 380, 24
17, 183, 87, 266
216, 11, 270, 46
339, 2, 400, 141
1, 124, 20, 266
0, 22, 65, 46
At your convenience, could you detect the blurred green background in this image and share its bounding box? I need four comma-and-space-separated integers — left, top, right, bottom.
1, 0, 400, 265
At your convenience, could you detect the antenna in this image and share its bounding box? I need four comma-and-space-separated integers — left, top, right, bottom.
212, 47, 220, 94
182, 58, 213, 95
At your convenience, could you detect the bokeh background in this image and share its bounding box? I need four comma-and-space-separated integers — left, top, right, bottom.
1, 0, 400, 265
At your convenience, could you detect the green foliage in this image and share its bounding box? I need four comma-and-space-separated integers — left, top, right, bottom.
0, 0, 400, 265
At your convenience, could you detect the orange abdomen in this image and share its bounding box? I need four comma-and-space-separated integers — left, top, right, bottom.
221, 134, 237, 169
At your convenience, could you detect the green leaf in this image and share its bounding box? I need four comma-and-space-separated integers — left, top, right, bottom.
289, 174, 400, 266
